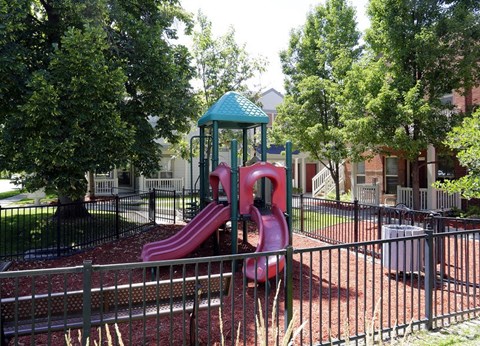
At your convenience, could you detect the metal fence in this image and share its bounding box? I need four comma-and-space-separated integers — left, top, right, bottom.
1, 228, 479, 345
0, 189, 176, 261
292, 195, 480, 256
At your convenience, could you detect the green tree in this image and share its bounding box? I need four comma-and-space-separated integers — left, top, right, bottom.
272, 0, 361, 200
192, 11, 266, 110
0, 0, 197, 204
173, 11, 267, 160
342, 0, 480, 210
436, 108, 480, 199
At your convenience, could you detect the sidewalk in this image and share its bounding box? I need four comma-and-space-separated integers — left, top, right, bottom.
0, 193, 27, 207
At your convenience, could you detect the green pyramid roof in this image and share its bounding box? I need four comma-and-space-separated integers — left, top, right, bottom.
198, 91, 269, 129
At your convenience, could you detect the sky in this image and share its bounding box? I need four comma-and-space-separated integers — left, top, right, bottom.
178, 0, 370, 94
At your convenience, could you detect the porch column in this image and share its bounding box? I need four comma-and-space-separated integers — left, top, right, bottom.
294, 158, 299, 189
113, 168, 118, 191
301, 157, 307, 194
427, 144, 437, 210
350, 162, 358, 202
139, 175, 146, 192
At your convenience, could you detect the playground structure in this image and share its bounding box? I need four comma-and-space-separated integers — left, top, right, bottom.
141, 91, 293, 282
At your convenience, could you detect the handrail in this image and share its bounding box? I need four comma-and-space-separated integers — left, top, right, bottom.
312, 162, 345, 197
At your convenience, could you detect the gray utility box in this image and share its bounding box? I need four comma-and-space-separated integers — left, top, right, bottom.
382, 225, 425, 272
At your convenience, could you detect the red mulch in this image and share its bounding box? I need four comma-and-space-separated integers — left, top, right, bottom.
2, 223, 480, 345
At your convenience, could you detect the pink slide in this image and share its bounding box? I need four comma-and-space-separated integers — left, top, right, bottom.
244, 204, 289, 283
141, 202, 230, 262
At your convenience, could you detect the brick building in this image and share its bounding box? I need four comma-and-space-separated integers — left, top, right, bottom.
345, 87, 479, 210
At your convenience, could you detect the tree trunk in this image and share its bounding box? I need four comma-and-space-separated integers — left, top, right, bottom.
88, 171, 95, 200
55, 196, 90, 219
411, 159, 421, 211
334, 162, 341, 201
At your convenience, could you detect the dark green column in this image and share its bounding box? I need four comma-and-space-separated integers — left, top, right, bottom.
286, 141, 293, 244
230, 140, 238, 255
261, 123, 267, 202
212, 121, 219, 171
242, 128, 248, 243
242, 129, 248, 166
199, 127, 206, 207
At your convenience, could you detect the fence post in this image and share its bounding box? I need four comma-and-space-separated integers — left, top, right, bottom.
152, 188, 156, 224
354, 199, 359, 243
284, 245, 294, 337
377, 205, 383, 241
182, 188, 185, 221
424, 228, 434, 330
57, 203, 62, 257
115, 195, 120, 239
82, 260, 93, 345
300, 193, 305, 233
173, 190, 176, 224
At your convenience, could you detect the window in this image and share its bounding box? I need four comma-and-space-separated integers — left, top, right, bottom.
437, 152, 455, 181
95, 171, 112, 179
356, 161, 366, 184
385, 157, 398, 194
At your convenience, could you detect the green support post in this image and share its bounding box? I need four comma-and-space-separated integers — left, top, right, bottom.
82, 260, 93, 345
242, 129, 248, 166
284, 245, 294, 338
286, 141, 293, 244
242, 129, 248, 243
212, 121, 219, 171
230, 139, 238, 257
199, 127, 206, 208
261, 123, 267, 202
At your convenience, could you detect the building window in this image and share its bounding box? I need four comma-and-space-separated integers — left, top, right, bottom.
267, 113, 276, 128
385, 157, 398, 194
95, 171, 112, 179
356, 161, 366, 184
437, 152, 455, 181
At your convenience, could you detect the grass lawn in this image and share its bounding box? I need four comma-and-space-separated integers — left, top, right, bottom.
386, 318, 480, 345
0, 190, 22, 200
292, 208, 352, 231
0, 208, 140, 257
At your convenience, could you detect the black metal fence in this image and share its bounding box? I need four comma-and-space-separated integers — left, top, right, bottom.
292, 194, 480, 256
1, 228, 479, 345
0, 189, 176, 261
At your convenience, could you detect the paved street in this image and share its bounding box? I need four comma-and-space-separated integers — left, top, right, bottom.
0, 179, 17, 193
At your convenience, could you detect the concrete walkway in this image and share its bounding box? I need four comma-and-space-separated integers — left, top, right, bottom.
0, 193, 27, 207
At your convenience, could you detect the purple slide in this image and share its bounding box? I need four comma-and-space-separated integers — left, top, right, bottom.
141, 202, 230, 262
244, 204, 289, 283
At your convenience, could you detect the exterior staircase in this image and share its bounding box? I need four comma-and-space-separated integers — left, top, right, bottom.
312, 163, 345, 197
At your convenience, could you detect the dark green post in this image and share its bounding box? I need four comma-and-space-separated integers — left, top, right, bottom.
199, 127, 206, 208
424, 229, 435, 330
285, 245, 294, 337
212, 120, 219, 171
286, 141, 293, 244
242, 128, 248, 243
261, 123, 267, 200
242, 129, 248, 166
354, 199, 359, 243
231, 140, 238, 257
82, 260, 93, 345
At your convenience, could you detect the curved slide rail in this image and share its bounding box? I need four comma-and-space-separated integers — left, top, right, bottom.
244, 205, 289, 283
141, 202, 230, 262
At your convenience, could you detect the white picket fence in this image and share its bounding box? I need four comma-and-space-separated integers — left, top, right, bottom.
396, 186, 461, 210
144, 178, 184, 191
